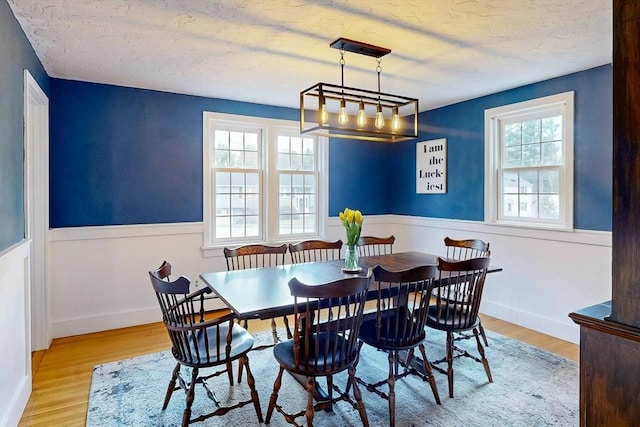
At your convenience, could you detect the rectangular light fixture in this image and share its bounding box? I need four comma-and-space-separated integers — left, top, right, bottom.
300, 38, 419, 143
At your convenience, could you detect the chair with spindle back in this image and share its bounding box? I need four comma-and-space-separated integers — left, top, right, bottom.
223, 243, 290, 380
149, 262, 263, 426
224, 243, 288, 271
443, 237, 491, 346
355, 264, 441, 426
426, 256, 493, 398
357, 235, 396, 257
288, 239, 343, 263
265, 271, 373, 426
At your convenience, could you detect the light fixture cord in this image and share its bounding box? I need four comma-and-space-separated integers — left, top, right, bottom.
376, 57, 382, 101
340, 47, 346, 94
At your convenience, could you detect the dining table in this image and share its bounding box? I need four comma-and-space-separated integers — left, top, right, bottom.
199, 250, 502, 405
199, 251, 501, 322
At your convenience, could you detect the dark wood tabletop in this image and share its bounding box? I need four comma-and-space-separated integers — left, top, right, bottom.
200, 251, 501, 320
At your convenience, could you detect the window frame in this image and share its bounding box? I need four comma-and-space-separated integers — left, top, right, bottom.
484, 91, 574, 231
203, 112, 328, 250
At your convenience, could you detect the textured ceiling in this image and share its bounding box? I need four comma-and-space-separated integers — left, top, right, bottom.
8, 0, 612, 111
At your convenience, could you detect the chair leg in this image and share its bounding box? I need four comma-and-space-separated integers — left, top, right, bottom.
182, 367, 198, 427
387, 352, 396, 427
265, 366, 285, 424
417, 343, 441, 404
473, 327, 493, 383
446, 331, 455, 398
241, 354, 264, 423
270, 318, 279, 343
478, 320, 489, 347
349, 365, 370, 427
163, 363, 180, 410
237, 319, 249, 383
237, 359, 244, 383
305, 377, 316, 427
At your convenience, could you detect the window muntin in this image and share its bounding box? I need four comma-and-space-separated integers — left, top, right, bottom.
204, 113, 324, 247
485, 92, 574, 230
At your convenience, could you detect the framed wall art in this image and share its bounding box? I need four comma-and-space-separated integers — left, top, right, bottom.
416, 138, 447, 194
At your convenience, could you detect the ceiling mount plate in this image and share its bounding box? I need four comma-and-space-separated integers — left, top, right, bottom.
329, 37, 391, 58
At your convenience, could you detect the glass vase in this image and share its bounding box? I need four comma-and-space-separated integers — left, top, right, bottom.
344, 245, 360, 271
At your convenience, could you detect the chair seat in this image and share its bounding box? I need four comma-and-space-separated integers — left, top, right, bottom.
358, 311, 426, 351
272, 332, 357, 376
425, 304, 479, 332
174, 323, 254, 367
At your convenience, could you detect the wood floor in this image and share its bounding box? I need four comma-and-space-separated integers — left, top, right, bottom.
19, 314, 579, 426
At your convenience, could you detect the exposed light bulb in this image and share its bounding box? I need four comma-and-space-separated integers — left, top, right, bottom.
356, 101, 367, 127
391, 106, 400, 131
375, 103, 385, 129
338, 98, 348, 125
320, 100, 329, 124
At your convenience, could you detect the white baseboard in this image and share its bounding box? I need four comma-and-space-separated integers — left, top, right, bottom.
0, 376, 31, 427
52, 297, 228, 337
482, 300, 580, 344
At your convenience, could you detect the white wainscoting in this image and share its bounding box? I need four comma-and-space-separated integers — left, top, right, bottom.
0, 240, 31, 427
48, 216, 612, 344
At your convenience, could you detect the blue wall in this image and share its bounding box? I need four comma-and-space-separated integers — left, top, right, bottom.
0, 0, 49, 251
49, 80, 300, 227
328, 138, 392, 216
391, 65, 612, 231
49, 67, 611, 232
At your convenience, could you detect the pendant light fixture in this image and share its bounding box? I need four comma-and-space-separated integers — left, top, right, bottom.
300, 37, 419, 143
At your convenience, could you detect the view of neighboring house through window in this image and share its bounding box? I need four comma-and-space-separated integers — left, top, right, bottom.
203, 112, 325, 248
277, 134, 317, 235
485, 92, 574, 230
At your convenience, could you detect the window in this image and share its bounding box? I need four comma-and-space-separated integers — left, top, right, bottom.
484, 92, 574, 230
203, 112, 326, 248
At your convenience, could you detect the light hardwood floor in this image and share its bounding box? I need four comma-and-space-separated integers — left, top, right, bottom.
19, 314, 579, 426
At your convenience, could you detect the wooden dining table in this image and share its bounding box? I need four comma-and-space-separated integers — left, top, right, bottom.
200, 251, 502, 405
199, 250, 502, 323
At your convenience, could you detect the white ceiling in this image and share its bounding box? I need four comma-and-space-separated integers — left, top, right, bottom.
8, 0, 612, 111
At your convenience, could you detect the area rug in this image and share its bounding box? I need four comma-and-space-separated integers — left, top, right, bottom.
87, 330, 578, 426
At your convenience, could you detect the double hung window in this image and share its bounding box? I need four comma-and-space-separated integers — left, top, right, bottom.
203, 112, 325, 248
484, 92, 574, 230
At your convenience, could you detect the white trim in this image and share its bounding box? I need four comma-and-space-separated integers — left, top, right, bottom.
481, 299, 579, 343
52, 306, 160, 338
49, 222, 203, 242
388, 214, 610, 247
24, 69, 51, 351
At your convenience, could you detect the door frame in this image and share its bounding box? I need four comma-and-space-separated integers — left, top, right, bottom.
24, 69, 51, 350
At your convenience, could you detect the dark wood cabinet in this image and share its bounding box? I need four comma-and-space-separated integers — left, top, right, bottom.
570, 302, 640, 426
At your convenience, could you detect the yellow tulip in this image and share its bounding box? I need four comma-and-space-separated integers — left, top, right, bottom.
355, 210, 363, 224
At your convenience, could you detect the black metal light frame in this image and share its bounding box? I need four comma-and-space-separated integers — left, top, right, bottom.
300, 38, 419, 143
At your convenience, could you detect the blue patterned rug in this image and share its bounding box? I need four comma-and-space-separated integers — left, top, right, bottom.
87, 329, 578, 426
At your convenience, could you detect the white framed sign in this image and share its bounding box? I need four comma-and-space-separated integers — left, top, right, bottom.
416, 138, 447, 194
